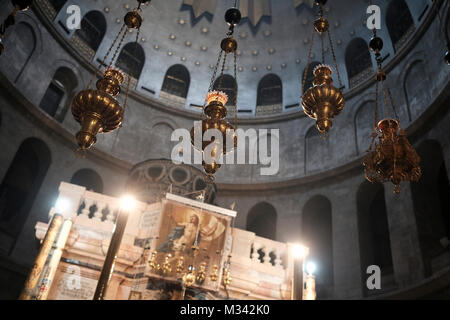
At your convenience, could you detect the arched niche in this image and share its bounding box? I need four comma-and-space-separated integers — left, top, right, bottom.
70, 168, 104, 193
411, 140, 450, 276
246, 202, 277, 241
0, 138, 51, 254
357, 181, 395, 296
302, 195, 333, 299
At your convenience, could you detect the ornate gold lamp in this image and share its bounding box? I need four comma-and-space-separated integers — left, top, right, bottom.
190, 6, 241, 183
363, 30, 422, 193
0, 0, 33, 55
301, 0, 344, 135
71, 0, 149, 154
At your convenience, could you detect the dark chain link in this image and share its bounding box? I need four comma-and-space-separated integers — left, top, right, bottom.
302, 29, 316, 93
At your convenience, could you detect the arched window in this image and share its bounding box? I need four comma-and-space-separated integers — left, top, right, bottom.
411, 140, 450, 276
246, 202, 277, 240
74, 11, 106, 53
161, 65, 190, 98
302, 195, 333, 299
70, 169, 103, 193
357, 182, 394, 296
302, 61, 320, 93
345, 38, 372, 88
49, 0, 67, 12
116, 42, 145, 80
213, 75, 236, 106
39, 67, 78, 121
257, 74, 282, 106
0, 138, 51, 254
386, 0, 414, 52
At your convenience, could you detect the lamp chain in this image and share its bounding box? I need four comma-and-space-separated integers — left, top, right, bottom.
302, 28, 316, 93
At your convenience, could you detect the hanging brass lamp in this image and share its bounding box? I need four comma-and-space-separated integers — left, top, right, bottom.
301, 0, 345, 135
363, 29, 421, 193
72, 0, 150, 154
0, 0, 33, 55
190, 6, 241, 183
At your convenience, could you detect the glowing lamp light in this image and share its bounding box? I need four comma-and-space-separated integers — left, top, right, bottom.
120, 195, 136, 211
306, 261, 317, 275
55, 197, 70, 213
292, 244, 309, 259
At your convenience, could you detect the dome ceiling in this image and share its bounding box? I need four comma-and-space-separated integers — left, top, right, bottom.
46, 0, 429, 116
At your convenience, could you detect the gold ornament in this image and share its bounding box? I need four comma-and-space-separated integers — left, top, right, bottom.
196, 262, 207, 284
190, 7, 241, 183
176, 256, 185, 274
209, 265, 219, 282
363, 29, 421, 193
148, 251, 158, 270
302, 64, 344, 134
182, 265, 196, 287
162, 254, 172, 274
223, 267, 232, 286
363, 119, 421, 193
301, 2, 344, 135
71, 4, 147, 153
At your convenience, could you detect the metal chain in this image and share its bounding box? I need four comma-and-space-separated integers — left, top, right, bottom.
123, 27, 141, 117
87, 23, 126, 89
302, 28, 316, 93
216, 51, 228, 94
381, 80, 391, 119
387, 86, 399, 121
327, 28, 343, 89
108, 25, 129, 69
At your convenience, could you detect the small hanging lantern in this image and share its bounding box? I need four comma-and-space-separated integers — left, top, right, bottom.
190, 6, 241, 183
301, 0, 345, 135
71, 0, 150, 154
0, 0, 33, 56
363, 29, 422, 193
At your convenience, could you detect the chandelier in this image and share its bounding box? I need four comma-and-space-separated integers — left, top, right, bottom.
71, 0, 149, 154
363, 29, 422, 194
190, 6, 241, 183
301, 0, 344, 136
0, 0, 33, 56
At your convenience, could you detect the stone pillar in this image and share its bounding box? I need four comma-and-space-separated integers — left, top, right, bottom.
384, 183, 425, 288
330, 187, 363, 299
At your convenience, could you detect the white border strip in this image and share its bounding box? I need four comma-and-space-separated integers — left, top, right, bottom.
165, 193, 237, 218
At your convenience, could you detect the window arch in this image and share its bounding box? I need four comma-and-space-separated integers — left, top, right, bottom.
39, 67, 78, 121
213, 75, 236, 106
246, 202, 277, 241
161, 64, 190, 98
357, 182, 394, 296
345, 38, 372, 88
70, 169, 103, 193
116, 42, 145, 80
0, 138, 51, 254
302, 61, 321, 93
411, 140, 450, 276
386, 0, 414, 52
257, 74, 282, 106
302, 195, 333, 299
49, 0, 67, 12
74, 11, 106, 53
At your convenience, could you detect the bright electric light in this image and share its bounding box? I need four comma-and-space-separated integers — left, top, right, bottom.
292, 244, 308, 259
55, 197, 70, 213
306, 261, 317, 275
120, 195, 136, 211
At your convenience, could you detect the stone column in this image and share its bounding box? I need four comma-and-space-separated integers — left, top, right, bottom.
384, 183, 425, 288
330, 185, 363, 299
